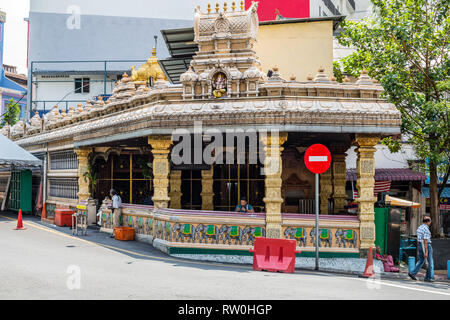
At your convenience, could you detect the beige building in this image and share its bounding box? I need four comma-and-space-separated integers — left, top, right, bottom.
256, 17, 340, 81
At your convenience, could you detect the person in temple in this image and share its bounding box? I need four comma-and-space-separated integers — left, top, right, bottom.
235, 197, 255, 214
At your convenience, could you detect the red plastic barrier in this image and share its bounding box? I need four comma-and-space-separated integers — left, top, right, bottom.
249, 237, 301, 273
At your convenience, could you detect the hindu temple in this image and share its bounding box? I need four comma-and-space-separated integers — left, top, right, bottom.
2, 2, 402, 260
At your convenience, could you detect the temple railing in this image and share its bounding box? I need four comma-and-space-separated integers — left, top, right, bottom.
99, 204, 361, 253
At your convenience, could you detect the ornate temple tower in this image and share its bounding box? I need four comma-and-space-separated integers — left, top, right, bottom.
181, 2, 264, 100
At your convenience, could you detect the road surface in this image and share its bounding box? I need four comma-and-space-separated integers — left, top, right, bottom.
0, 214, 448, 300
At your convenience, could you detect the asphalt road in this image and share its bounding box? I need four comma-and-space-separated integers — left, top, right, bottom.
0, 214, 449, 300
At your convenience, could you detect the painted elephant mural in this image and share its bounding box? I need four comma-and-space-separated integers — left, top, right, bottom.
310, 228, 333, 247
335, 229, 357, 248
242, 226, 265, 245
219, 225, 243, 245
135, 217, 144, 234
145, 217, 153, 234
172, 223, 195, 243
127, 216, 133, 228
156, 220, 164, 238
284, 227, 307, 247
195, 224, 220, 244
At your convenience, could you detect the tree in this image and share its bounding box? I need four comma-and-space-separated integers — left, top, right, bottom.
337, 0, 449, 236
0, 98, 21, 128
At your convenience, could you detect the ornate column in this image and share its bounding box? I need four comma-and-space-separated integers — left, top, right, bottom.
148, 135, 173, 209
169, 170, 182, 209
332, 146, 348, 214
354, 134, 380, 256
201, 166, 214, 210
319, 166, 333, 214
260, 132, 288, 238
75, 147, 93, 202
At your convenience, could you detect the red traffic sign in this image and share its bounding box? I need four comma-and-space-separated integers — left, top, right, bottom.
304, 144, 331, 174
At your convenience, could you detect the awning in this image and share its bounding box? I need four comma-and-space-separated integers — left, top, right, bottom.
0, 134, 42, 167
385, 195, 421, 208
346, 168, 426, 182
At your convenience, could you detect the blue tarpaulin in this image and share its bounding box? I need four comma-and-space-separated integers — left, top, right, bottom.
421, 187, 450, 198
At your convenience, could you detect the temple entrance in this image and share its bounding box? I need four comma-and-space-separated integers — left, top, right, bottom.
213, 163, 265, 212
94, 152, 153, 204
181, 169, 202, 210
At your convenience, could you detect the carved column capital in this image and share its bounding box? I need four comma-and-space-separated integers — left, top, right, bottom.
354, 134, 380, 148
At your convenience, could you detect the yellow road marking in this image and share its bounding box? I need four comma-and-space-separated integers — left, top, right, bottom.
0, 214, 251, 270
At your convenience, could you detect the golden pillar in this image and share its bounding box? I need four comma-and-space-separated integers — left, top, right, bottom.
260, 132, 288, 238
201, 166, 214, 210
169, 170, 182, 209
148, 135, 173, 209
319, 166, 333, 214
354, 134, 380, 254
75, 147, 93, 202
332, 146, 348, 214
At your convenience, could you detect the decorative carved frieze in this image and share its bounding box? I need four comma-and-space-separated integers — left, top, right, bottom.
148, 135, 173, 209
74, 147, 93, 202
354, 134, 380, 250
260, 132, 288, 238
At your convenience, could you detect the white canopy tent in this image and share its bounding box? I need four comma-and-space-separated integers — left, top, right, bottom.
0, 134, 42, 168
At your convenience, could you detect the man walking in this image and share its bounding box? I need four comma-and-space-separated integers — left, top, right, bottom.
409, 216, 434, 282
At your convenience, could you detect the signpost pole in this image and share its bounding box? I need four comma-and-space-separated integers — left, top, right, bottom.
315, 173, 319, 271
304, 144, 330, 272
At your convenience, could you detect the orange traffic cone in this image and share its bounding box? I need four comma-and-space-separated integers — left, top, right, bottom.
14, 209, 27, 230
42, 202, 47, 219
361, 247, 375, 278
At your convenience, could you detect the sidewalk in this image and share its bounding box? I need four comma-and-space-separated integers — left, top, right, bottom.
377, 262, 450, 284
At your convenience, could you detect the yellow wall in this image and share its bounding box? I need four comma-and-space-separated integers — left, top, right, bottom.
255, 20, 334, 81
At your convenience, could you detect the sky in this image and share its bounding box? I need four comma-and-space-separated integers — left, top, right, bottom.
0, 0, 29, 75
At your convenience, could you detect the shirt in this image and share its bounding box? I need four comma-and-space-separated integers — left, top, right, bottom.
235, 204, 253, 213
416, 223, 431, 244
112, 195, 122, 209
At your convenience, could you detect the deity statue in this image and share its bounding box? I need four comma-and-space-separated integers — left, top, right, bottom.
212, 72, 227, 98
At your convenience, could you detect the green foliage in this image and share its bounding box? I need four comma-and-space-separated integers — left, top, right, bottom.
333, 61, 344, 83
0, 98, 21, 128
337, 0, 450, 234
83, 161, 98, 195
136, 157, 153, 179
337, 0, 449, 181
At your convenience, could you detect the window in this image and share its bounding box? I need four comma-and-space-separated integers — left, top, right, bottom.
50, 151, 78, 170
213, 150, 265, 212
75, 78, 90, 93
49, 179, 78, 199
181, 170, 202, 210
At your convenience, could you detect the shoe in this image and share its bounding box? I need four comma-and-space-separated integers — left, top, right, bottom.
408, 273, 417, 280
424, 278, 435, 282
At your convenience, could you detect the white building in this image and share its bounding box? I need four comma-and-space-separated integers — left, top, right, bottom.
27, 0, 217, 117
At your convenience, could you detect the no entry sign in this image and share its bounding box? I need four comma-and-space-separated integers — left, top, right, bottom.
304, 144, 331, 174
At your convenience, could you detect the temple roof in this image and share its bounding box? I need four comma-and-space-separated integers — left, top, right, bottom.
5, 3, 401, 147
